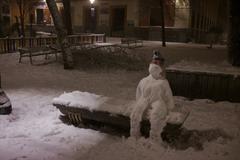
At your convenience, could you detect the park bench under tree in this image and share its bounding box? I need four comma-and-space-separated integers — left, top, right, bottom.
18, 46, 59, 65
121, 37, 143, 48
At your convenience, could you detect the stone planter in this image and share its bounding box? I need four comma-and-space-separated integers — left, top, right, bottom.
166, 69, 240, 102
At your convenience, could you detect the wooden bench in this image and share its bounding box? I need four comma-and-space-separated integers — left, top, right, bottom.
121, 37, 143, 48
53, 91, 189, 138
49, 43, 92, 53
0, 89, 12, 115
0, 75, 12, 115
18, 46, 58, 65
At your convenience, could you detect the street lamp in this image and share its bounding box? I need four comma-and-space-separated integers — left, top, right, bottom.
89, 0, 95, 33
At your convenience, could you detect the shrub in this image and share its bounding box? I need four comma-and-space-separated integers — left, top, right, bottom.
73, 48, 148, 71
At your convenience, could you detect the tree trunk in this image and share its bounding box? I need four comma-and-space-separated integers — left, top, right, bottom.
0, 13, 3, 37
15, 16, 21, 37
19, 15, 25, 37
228, 0, 240, 66
17, 0, 25, 37
29, 13, 34, 37
46, 0, 74, 69
160, 0, 166, 47
62, 0, 73, 35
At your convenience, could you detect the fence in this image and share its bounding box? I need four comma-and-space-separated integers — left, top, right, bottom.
0, 34, 106, 54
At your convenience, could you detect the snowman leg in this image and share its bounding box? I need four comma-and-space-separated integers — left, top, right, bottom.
149, 100, 168, 142
130, 98, 149, 138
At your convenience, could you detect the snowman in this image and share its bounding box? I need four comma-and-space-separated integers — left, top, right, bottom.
130, 50, 175, 142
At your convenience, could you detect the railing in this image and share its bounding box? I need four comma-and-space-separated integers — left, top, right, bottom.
0, 34, 106, 54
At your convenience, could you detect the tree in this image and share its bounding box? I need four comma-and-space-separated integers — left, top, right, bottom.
62, 0, 73, 35
160, 0, 166, 47
228, 0, 240, 66
14, 16, 21, 37
15, 0, 39, 37
0, 14, 3, 37
16, 0, 25, 36
46, 0, 74, 69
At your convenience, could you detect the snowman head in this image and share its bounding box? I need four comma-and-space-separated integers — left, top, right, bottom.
149, 50, 165, 79
149, 63, 164, 80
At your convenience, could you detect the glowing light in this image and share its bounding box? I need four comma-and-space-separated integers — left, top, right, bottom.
89, 0, 95, 4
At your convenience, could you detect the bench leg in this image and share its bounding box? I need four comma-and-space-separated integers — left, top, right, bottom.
45, 53, 48, 60
19, 56, 22, 63
30, 55, 33, 65
55, 52, 58, 61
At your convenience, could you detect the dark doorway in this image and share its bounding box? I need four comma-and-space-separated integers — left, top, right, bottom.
36, 9, 44, 24
111, 6, 126, 36
84, 7, 97, 33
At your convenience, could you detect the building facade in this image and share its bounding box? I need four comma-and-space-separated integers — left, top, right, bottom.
0, 0, 10, 37
6, 0, 228, 43
68, 0, 228, 43
69, 0, 191, 42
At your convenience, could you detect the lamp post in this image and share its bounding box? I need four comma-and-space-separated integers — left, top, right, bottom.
89, 0, 95, 33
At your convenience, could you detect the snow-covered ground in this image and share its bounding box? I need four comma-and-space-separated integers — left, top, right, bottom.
0, 42, 240, 160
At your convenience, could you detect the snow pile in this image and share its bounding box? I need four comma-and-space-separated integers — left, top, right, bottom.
53, 91, 109, 111
53, 91, 135, 116
77, 137, 169, 160
167, 111, 187, 124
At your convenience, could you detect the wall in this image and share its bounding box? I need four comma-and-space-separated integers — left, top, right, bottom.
0, 0, 10, 37
71, 0, 139, 34
174, 0, 190, 28
71, 0, 85, 28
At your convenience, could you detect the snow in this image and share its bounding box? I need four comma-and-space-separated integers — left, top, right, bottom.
1, 42, 240, 160
53, 91, 136, 117
53, 91, 109, 111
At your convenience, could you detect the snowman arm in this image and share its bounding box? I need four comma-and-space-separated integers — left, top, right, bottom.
163, 80, 175, 111
136, 82, 142, 101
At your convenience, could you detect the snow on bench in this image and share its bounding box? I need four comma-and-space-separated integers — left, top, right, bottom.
53, 91, 189, 136
53, 91, 133, 116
